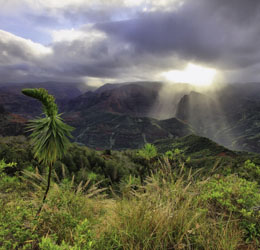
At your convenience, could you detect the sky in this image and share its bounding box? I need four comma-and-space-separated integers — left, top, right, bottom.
1, 0, 260, 85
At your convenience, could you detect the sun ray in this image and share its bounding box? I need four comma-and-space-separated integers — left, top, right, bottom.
162, 63, 217, 86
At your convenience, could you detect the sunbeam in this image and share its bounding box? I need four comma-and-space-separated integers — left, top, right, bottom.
162, 63, 217, 86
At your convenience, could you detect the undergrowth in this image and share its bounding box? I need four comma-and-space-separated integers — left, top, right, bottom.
1, 157, 260, 250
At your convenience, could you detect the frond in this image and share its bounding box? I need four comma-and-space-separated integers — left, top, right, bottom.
22, 88, 74, 165
27, 115, 74, 165
22, 88, 58, 117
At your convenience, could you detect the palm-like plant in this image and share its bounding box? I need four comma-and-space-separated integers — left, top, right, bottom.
22, 88, 74, 216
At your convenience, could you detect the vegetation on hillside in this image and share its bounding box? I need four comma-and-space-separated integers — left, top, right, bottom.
0, 136, 260, 249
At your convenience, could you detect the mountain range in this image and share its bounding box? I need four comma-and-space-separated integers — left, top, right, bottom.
0, 81, 259, 153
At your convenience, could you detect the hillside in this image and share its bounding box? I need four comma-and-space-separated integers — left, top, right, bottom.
65, 111, 192, 150
155, 134, 235, 156
1, 134, 259, 184
155, 134, 260, 171
0, 105, 26, 136
0, 134, 260, 249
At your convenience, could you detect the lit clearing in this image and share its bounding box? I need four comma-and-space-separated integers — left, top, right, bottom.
162, 63, 217, 86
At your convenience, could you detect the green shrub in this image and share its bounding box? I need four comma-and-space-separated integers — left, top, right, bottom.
241, 160, 260, 183
39, 219, 95, 250
199, 174, 260, 242
39, 237, 71, 250
137, 143, 157, 160
0, 196, 37, 249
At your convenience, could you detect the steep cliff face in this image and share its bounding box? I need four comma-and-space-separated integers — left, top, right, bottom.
176, 86, 260, 153
66, 83, 161, 117
176, 91, 221, 136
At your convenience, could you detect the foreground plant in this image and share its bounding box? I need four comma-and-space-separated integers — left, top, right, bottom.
22, 88, 74, 216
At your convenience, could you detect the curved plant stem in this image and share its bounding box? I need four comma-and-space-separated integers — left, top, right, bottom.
36, 163, 52, 217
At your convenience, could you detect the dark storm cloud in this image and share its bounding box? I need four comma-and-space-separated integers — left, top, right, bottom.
49, 34, 180, 80
96, 13, 221, 62
1, 0, 260, 83
49, 37, 134, 78
96, 0, 260, 71
204, 0, 260, 24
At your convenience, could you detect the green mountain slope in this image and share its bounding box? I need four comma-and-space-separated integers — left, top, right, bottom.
65, 111, 193, 150
154, 134, 260, 171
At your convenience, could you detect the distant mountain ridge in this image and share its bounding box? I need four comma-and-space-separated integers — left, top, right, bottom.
0, 81, 89, 117
66, 82, 161, 116
0, 81, 259, 153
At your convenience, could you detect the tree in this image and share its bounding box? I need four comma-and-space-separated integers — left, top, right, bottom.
22, 88, 74, 216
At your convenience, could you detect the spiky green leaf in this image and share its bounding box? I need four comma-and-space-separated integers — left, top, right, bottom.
22, 88, 74, 165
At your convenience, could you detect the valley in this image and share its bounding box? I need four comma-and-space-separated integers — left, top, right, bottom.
0, 81, 259, 153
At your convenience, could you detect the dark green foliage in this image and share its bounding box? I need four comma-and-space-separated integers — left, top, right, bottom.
133, 143, 159, 183
27, 115, 74, 165
155, 134, 234, 157
154, 135, 260, 178
0, 136, 38, 175
1, 134, 260, 189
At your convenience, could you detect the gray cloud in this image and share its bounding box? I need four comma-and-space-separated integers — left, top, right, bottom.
1, 0, 260, 84
96, 0, 260, 71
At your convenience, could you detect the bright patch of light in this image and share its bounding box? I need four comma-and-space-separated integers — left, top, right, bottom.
83, 77, 115, 87
162, 63, 217, 86
52, 29, 86, 42
51, 26, 106, 43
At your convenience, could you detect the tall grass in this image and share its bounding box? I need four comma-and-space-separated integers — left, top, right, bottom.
1, 159, 259, 249
94, 161, 244, 250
